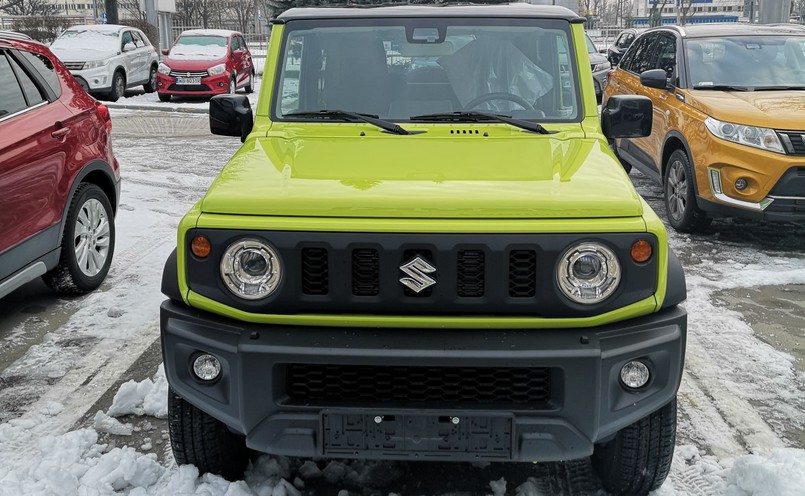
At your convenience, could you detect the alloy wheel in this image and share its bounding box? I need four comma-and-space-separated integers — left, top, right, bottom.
666, 160, 688, 221
73, 198, 111, 277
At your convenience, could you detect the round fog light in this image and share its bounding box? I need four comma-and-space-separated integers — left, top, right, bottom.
735, 178, 748, 191
193, 354, 221, 381
620, 360, 650, 389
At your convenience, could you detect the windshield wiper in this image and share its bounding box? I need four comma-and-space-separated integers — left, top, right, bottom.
408, 111, 552, 135
693, 85, 752, 92
749, 86, 805, 91
284, 110, 410, 135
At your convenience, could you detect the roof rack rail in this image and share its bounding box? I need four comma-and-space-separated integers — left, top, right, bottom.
0, 30, 33, 41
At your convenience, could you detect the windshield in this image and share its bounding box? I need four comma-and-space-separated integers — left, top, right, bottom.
171, 35, 228, 58
274, 18, 580, 122
686, 36, 805, 89
51, 29, 119, 51
586, 35, 596, 54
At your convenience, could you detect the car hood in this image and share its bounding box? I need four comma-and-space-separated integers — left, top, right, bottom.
51, 47, 117, 62
163, 55, 226, 68
686, 90, 805, 130
200, 130, 644, 219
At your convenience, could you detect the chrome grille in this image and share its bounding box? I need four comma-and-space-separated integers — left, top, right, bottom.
778, 132, 805, 155
169, 70, 209, 78
63, 62, 85, 71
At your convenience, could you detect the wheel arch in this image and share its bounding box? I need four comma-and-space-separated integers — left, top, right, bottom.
60, 160, 118, 241
661, 132, 700, 195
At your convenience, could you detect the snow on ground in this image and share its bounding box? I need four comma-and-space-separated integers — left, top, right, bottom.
1, 113, 805, 495
107, 78, 262, 113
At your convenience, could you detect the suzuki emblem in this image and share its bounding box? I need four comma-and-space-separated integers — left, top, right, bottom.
399, 256, 436, 293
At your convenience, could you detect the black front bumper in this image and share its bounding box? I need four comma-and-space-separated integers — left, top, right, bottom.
161, 300, 686, 462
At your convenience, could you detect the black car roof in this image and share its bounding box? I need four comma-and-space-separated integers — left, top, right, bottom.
648, 23, 805, 39
276, 4, 584, 23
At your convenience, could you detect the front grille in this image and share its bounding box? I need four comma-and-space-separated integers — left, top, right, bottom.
167, 84, 210, 92
169, 69, 209, 77
779, 132, 805, 155
352, 249, 379, 296
63, 62, 84, 71
301, 248, 328, 295
508, 250, 537, 297
286, 364, 551, 404
457, 250, 484, 297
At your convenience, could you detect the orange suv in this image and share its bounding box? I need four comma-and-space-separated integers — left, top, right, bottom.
603, 24, 805, 232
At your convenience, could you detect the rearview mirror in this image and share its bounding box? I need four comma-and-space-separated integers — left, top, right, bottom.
640, 69, 672, 90
601, 95, 652, 139
210, 94, 253, 142
161, 48, 169, 56
123, 42, 136, 52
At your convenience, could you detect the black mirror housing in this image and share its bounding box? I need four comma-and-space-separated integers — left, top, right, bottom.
601, 95, 653, 139
640, 69, 671, 90
210, 95, 254, 142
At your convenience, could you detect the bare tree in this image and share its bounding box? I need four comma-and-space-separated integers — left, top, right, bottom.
230, 0, 256, 33
648, 0, 669, 26
3, 0, 58, 16
679, 0, 696, 24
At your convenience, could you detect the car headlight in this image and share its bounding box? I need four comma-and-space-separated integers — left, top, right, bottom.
220, 239, 282, 300
556, 242, 620, 304
83, 59, 109, 69
158, 62, 171, 75
704, 117, 784, 154
208, 63, 226, 76
592, 62, 610, 72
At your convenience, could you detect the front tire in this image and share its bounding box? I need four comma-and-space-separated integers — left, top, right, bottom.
108, 71, 126, 102
158, 92, 172, 102
228, 76, 237, 94
244, 71, 254, 94
168, 388, 249, 481
42, 183, 115, 294
144, 65, 157, 93
664, 149, 711, 232
592, 398, 677, 495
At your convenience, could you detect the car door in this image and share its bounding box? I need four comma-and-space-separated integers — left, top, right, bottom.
231, 36, 245, 86
640, 34, 682, 169
238, 35, 252, 82
120, 30, 140, 84
0, 49, 76, 271
133, 30, 153, 82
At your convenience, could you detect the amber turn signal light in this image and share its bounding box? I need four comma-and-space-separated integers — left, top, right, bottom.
630, 240, 652, 263
191, 236, 211, 258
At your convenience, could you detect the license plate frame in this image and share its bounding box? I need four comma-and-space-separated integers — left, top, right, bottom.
176, 76, 201, 85
322, 411, 512, 459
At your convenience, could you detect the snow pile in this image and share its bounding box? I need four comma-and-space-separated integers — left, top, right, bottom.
725, 448, 805, 496
107, 365, 169, 419
93, 411, 133, 436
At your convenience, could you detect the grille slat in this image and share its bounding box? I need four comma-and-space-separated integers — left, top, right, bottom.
352, 249, 379, 296
301, 248, 328, 295
780, 132, 805, 155
168, 70, 209, 78
63, 62, 85, 71
508, 250, 537, 298
457, 250, 485, 297
286, 364, 551, 405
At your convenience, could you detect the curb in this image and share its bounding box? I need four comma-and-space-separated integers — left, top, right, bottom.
106, 102, 209, 114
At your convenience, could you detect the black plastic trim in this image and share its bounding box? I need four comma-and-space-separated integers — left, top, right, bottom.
661, 249, 686, 310
0, 224, 61, 281
161, 248, 182, 302
60, 159, 120, 241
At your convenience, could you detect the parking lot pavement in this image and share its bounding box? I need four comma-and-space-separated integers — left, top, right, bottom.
104, 77, 262, 113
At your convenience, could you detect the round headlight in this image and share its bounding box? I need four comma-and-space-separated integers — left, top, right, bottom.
220, 239, 282, 300
556, 242, 621, 304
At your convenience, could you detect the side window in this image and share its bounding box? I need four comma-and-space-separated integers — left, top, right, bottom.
132, 31, 146, 48
138, 31, 151, 46
121, 31, 134, 49
18, 50, 61, 98
239, 37, 247, 52
9, 54, 45, 106
626, 35, 657, 75
0, 52, 27, 118
652, 35, 677, 82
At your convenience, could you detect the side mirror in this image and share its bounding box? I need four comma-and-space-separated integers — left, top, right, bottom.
210, 94, 253, 142
601, 95, 652, 139
123, 42, 136, 52
161, 48, 169, 56
640, 69, 672, 90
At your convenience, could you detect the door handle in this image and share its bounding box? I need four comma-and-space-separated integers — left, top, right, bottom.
51, 127, 70, 139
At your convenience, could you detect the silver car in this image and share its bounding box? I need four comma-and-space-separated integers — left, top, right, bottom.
50, 24, 159, 101
586, 33, 610, 102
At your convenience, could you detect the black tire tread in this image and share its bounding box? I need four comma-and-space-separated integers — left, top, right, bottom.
592, 398, 677, 495
665, 150, 710, 233
108, 70, 125, 102
168, 388, 249, 481
144, 65, 158, 93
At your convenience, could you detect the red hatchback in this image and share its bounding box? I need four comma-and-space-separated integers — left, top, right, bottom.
156, 29, 255, 102
0, 32, 119, 300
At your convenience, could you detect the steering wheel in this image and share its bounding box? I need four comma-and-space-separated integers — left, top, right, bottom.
465, 92, 535, 111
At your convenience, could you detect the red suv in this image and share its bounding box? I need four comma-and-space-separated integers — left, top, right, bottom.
156, 29, 255, 102
0, 32, 119, 300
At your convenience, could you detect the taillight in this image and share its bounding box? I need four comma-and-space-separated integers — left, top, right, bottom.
96, 103, 112, 131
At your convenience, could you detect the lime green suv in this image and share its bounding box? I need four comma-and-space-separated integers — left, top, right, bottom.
160, 5, 686, 494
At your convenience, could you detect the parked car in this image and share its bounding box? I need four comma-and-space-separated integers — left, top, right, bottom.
586, 33, 610, 101
50, 24, 159, 102
156, 29, 255, 102
0, 32, 119, 300
160, 5, 687, 495
607, 28, 643, 66
603, 24, 805, 232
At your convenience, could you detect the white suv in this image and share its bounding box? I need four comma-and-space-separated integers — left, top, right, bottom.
50, 24, 159, 101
